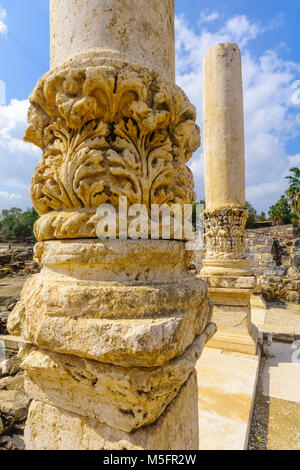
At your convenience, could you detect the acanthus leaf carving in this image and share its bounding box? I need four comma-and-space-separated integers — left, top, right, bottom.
25, 58, 200, 240
204, 208, 248, 259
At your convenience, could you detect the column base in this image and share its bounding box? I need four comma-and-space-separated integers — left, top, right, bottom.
24, 372, 199, 451
206, 327, 257, 355
201, 271, 258, 355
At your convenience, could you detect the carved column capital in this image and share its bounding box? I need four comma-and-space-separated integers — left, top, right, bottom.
25, 56, 200, 241
204, 207, 248, 260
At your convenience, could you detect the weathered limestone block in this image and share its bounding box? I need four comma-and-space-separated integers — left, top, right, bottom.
210, 305, 249, 329
9, 240, 212, 367
20, 325, 215, 433
205, 276, 256, 290
25, 372, 199, 451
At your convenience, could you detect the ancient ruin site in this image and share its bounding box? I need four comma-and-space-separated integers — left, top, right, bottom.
0, 0, 299, 453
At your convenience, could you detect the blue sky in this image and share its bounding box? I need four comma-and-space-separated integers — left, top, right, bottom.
0, 0, 299, 213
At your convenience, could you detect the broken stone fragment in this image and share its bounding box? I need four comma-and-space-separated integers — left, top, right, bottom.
12, 434, 25, 451
0, 359, 11, 377
0, 435, 13, 450
0, 355, 22, 377
0, 312, 9, 335
0, 373, 25, 392
8, 355, 22, 376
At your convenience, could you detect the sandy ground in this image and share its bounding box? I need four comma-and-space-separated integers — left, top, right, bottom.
0, 277, 27, 305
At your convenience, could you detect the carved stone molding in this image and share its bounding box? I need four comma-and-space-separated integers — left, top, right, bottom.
25, 55, 200, 241
204, 207, 248, 260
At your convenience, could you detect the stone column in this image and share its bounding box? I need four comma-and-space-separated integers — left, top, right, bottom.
8, 0, 215, 450
201, 43, 257, 355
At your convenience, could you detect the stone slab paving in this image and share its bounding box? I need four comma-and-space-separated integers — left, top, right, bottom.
263, 303, 300, 336
196, 347, 260, 450
261, 341, 300, 403
249, 301, 300, 450
251, 300, 300, 336
265, 397, 300, 450
249, 336, 300, 450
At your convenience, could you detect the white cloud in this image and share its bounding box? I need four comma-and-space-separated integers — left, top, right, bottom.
0, 12, 299, 216
225, 16, 263, 47
0, 6, 7, 35
199, 12, 219, 24
175, 14, 264, 79
189, 154, 205, 181
0, 99, 41, 211
289, 154, 300, 167
175, 14, 300, 213
0, 191, 21, 201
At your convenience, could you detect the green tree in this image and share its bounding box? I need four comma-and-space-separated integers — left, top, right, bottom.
259, 212, 266, 222
269, 196, 292, 225
0, 208, 39, 241
285, 167, 300, 217
13, 209, 39, 240
246, 201, 257, 228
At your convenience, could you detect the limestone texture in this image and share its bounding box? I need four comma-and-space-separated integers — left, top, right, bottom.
245, 225, 300, 304
21, 325, 215, 433
25, 372, 199, 451
50, 0, 175, 81
9, 240, 212, 367
203, 43, 245, 210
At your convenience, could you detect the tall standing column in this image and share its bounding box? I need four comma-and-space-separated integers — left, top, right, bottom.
8, 0, 215, 450
201, 43, 257, 355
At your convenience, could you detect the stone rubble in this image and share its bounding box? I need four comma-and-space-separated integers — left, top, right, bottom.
0, 312, 9, 335
0, 245, 39, 336
0, 246, 39, 279
0, 351, 29, 451
194, 224, 300, 305
245, 225, 300, 304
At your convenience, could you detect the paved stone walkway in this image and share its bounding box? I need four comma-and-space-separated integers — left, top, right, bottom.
197, 348, 260, 450
249, 302, 300, 450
